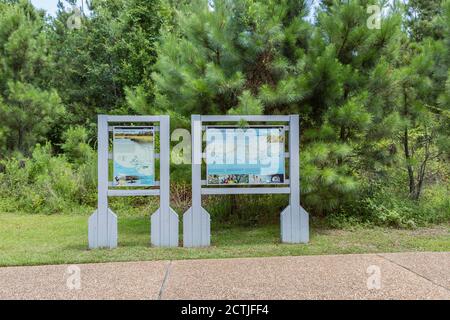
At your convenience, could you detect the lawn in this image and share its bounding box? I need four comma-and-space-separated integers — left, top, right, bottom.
0, 212, 449, 267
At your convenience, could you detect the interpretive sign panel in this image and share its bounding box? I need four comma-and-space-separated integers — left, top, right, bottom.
113, 126, 154, 186
206, 126, 285, 185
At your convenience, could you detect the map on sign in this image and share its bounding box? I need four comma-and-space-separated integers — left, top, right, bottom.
113, 127, 154, 186
206, 126, 285, 185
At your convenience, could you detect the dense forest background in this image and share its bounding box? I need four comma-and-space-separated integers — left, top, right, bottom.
0, 0, 448, 228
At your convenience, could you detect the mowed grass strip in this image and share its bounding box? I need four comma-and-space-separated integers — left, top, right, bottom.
0, 212, 449, 267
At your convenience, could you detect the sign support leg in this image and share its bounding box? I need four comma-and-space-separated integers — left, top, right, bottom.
183, 115, 210, 247
89, 115, 117, 249
281, 115, 309, 243
151, 116, 179, 247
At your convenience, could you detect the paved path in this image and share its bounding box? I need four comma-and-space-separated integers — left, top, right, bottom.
0, 252, 449, 299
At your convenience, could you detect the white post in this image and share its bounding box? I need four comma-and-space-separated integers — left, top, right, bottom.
88, 115, 117, 249
151, 115, 179, 247
280, 115, 309, 243
183, 115, 210, 247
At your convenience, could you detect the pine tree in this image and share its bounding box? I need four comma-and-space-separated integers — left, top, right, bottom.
405, 0, 444, 41
152, 0, 311, 121
152, 0, 403, 213
299, 1, 402, 212
392, 0, 450, 200
0, 0, 64, 156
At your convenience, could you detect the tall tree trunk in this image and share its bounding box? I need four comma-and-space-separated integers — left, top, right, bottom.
402, 88, 415, 198
414, 164, 426, 200
414, 137, 430, 200
403, 127, 415, 197
18, 126, 24, 155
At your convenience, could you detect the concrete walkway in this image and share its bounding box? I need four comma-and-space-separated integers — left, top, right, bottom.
0, 252, 449, 299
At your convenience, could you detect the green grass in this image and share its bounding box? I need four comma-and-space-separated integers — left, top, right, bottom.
0, 212, 449, 267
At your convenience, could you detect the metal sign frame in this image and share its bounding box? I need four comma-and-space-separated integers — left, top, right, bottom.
183, 114, 309, 247
88, 115, 178, 249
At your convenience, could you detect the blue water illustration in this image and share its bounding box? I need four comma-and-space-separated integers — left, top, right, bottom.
113, 162, 154, 186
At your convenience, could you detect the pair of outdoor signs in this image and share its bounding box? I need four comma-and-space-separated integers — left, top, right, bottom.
90, 114, 309, 249
112, 126, 285, 187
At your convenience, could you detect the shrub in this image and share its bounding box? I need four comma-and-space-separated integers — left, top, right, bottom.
330, 176, 450, 228
205, 194, 288, 226
0, 126, 100, 214
61, 126, 95, 167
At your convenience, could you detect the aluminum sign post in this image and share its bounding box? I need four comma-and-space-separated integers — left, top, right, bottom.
88, 115, 178, 249
150, 115, 179, 247
280, 115, 309, 243
88, 115, 117, 248
183, 115, 211, 247
183, 114, 309, 247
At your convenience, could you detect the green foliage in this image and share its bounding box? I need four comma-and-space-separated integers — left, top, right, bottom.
0, 0, 448, 229
153, 0, 311, 118
301, 139, 358, 214
0, 0, 50, 87
0, 1, 64, 156
326, 173, 450, 229
358, 181, 450, 228
0, 143, 89, 213
205, 194, 288, 226
49, 0, 171, 123
405, 0, 445, 41
61, 125, 95, 166
392, 24, 450, 200
0, 81, 64, 155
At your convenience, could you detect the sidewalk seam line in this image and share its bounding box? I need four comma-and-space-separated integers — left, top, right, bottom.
377, 254, 450, 293
157, 260, 172, 300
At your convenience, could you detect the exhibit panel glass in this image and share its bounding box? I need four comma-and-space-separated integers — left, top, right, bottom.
113, 126, 155, 187
205, 126, 285, 185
